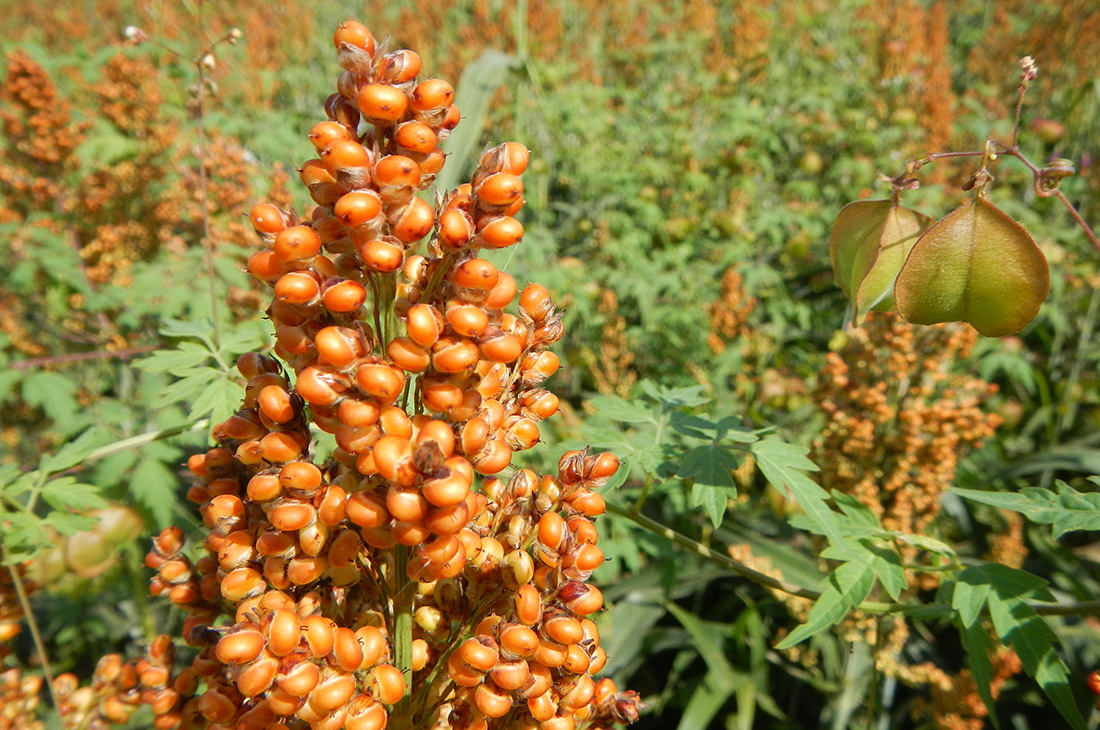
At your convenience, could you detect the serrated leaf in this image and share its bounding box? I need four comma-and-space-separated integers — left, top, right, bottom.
895, 196, 1050, 337
950, 484, 1100, 538
952, 570, 992, 628
40, 478, 109, 513
892, 531, 957, 558
133, 343, 211, 373
0, 464, 21, 491
159, 318, 215, 341
644, 382, 711, 409
690, 483, 738, 527
43, 511, 99, 537
129, 457, 180, 529
715, 417, 757, 443
217, 324, 266, 358
188, 377, 243, 425
678, 445, 739, 487
867, 546, 907, 602
1, 512, 51, 561
954, 563, 1054, 603
153, 367, 219, 408
752, 439, 854, 559
959, 621, 1000, 729
776, 560, 876, 648
39, 429, 110, 474
832, 491, 882, 529
586, 396, 656, 423
829, 200, 933, 323
671, 413, 718, 439
987, 594, 1085, 730
21, 371, 77, 421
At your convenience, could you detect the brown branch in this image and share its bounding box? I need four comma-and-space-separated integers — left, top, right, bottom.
9, 345, 157, 370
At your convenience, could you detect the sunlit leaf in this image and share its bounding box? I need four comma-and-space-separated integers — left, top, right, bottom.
951, 482, 1100, 538
959, 621, 1000, 729
829, 200, 933, 323
775, 560, 875, 648
894, 196, 1049, 337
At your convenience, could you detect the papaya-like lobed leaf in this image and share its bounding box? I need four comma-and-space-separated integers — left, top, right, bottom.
894, 195, 1049, 337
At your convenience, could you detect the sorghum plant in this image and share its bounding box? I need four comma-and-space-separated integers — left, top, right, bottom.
105, 19, 638, 730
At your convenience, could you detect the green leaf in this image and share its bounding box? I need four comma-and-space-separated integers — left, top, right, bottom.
39, 478, 109, 513
129, 457, 179, 529
678, 445, 739, 487
39, 428, 110, 474
188, 377, 243, 425
954, 563, 1054, 603
894, 196, 1050, 337
21, 371, 78, 421
752, 439, 854, 559
1, 512, 52, 561
829, 200, 933, 323
133, 343, 211, 373
867, 546, 907, 602
950, 483, 1100, 538
43, 511, 98, 536
776, 561, 875, 648
159, 318, 215, 341
987, 595, 1085, 730
952, 571, 992, 628
690, 483, 738, 527
587, 395, 656, 423
959, 621, 1000, 729
153, 367, 219, 408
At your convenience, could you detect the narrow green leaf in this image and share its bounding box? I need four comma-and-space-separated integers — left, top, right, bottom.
776, 561, 875, 648
666, 602, 737, 691
868, 546, 907, 602
153, 368, 219, 408
752, 439, 854, 559
987, 595, 1085, 730
959, 621, 999, 729
951, 484, 1100, 538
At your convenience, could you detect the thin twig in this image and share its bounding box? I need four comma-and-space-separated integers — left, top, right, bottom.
10, 346, 157, 370
611, 503, 1100, 617
7, 565, 62, 713
194, 1, 220, 350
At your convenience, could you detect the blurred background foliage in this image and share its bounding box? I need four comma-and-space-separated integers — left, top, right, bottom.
2, 0, 1100, 728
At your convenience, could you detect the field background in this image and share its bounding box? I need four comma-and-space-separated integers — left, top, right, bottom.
3, 1, 1100, 728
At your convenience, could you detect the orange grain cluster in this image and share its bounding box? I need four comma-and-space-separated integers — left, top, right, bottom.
911, 640, 1022, 730
128, 20, 640, 730
705, 266, 755, 354
0, 668, 44, 730
813, 314, 1001, 587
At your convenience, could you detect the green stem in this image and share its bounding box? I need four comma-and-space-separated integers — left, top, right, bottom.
610, 503, 1100, 617
392, 545, 414, 728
